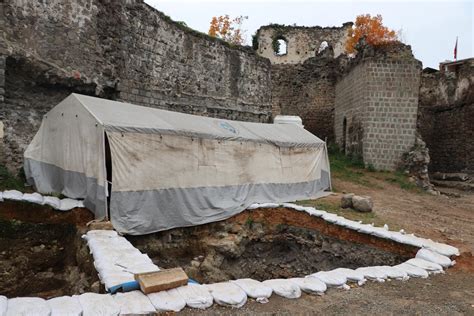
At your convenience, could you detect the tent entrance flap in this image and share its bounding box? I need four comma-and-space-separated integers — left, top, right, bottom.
104, 132, 113, 221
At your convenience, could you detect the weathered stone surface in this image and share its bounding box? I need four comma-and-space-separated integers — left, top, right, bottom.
271, 54, 345, 141
0, 0, 272, 172
352, 195, 373, 212
334, 42, 421, 171
341, 193, 354, 209
402, 133, 435, 192
418, 59, 474, 173
255, 23, 352, 64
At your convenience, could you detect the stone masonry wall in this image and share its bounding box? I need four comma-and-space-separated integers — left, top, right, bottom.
335, 44, 421, 171
256, 23, 352, 64
418, 60, 474, 173
271, 50, 341, 141
0, 0, 272, 172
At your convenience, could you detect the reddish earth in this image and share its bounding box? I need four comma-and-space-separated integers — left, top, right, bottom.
0, 200, 93, 226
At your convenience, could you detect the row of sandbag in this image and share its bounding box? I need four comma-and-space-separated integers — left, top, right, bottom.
0, 190, 84, 211
248, 202, 460, 258
0, 248, 453, 315
83, 230, 160, 291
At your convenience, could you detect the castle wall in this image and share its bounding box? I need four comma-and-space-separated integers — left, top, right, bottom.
271, 55, 339, 141
418, 60, 474, 172
0, 0, 272, 171
256, 24, 352, 64
335, 46, 421, 171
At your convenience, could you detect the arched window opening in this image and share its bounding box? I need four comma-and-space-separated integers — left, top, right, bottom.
272, 36, 288, 56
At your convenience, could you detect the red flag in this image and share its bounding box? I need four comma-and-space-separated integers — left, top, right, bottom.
454, 37, 458, 60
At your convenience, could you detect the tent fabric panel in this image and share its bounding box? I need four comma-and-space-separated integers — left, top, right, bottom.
24, 94, 106, 183
24, 159, 107, 218
107, 132, 325, 192
110, 170, 330, 235
74, 94, 322, 148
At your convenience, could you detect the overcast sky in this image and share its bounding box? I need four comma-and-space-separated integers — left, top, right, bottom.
145, 0, 473, 69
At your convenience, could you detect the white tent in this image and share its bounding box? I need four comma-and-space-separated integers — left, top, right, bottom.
24, 94, 331, 235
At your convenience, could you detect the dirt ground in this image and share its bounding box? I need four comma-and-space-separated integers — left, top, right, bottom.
1, 175, 473, 314
179, 176, 474, 315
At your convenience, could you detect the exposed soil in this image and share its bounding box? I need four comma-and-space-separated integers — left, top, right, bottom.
177, 176, 474, 315
0, 173, 473, 314
0, 219, 98, 298
129, 209, 413, 283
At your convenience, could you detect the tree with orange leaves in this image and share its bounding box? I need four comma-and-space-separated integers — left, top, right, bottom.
208, 15, 248, 45
345, 14, 398, 54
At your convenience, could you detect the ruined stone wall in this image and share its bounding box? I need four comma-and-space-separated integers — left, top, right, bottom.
255, 23, 352, 64
418, 60, 474, 173
0, 0, 272, 171
335, 44, 421, 170
271, 51, 340, 141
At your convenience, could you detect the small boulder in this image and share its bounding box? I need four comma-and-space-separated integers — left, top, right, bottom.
352, 195, 373, 212
341, 193, 354, 209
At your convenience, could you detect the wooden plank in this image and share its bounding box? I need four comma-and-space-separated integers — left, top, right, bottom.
134, 268, 188, 294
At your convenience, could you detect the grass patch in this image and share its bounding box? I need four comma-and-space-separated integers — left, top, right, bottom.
372, 171, 422, 192
0, 164, 24, 191
327, 144, 372, 187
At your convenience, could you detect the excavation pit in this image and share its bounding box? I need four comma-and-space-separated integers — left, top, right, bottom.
1, 205, 419, 298
128, 208, 418, 284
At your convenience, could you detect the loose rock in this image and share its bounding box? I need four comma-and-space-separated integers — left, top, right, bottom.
341, 193, 354, 209
352, 195, 373, 212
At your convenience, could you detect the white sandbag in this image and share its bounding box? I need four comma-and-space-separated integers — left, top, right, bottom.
390, 233, 424, 248
124, 262, 160, 274
370, 227, 395, 239
357, 223, 376, 235
331, 268, 366, 285
321, 213, 340, 224
309, 271, 347, 287
22, 192, 44, 205
355, 267, 387, 282
253, 203, 280, 209
394, 263, 429, 278
416, 248, 454, 268
43, 196, 61, 209
405, 258, 444, 274
101, 271, 135, 290
147, 288, 186, 312
281, 203, 306, 211
289, 277, 326, 295
114, 254, 153, 269
231, 279, 272, 301
58, 198, 83, 211
0, 296, 7, 316
86, 230, 119, 238
373, 266, 409, 281
246, 203, 260, 210
6, 297, 51, 316
422, 239, 460, 257
3, 190, 23, 201
176, 284, 213, 309
304, 207, 327, 217
47, 296, 82, 316
113, 291, 155, 315
205, 282, 247, 308
0, 192, 3, 202
262, 279, 301, 299
76, 293, 120, 316
385, 266, 409, 280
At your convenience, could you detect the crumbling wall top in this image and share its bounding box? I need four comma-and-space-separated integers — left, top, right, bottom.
254, 22, 353, 64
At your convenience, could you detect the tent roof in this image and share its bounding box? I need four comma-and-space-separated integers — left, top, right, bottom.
69, 93, 324, 147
